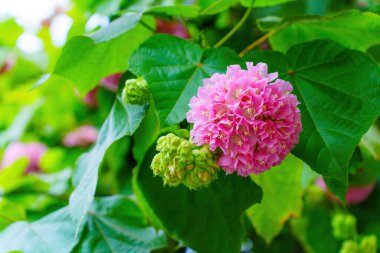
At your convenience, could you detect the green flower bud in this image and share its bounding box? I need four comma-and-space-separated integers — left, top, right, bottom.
122, 78, 149, 105
340, 240, 360, 253
151, 133, 219, 190
332, 213, 357, 240
359, 235, 377, 253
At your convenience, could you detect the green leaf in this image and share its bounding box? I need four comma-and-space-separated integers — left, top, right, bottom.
291, 204, 339, 253
133, 145, 262, 253
244, 40, 380, 201
270, 10, 380, 52
247, 155, 304, 243
240, 0, 295, 7
0, 198, 26, 230
200, 0, 239, 15
69, 97, 147, 234
0, 99, 43, 148
53, 15, 154, 94
0, 19, 23, 47
0, 207, 78, 253
146, 5, 200, 17
75, 195, 166, 253
129, 34, 242, 126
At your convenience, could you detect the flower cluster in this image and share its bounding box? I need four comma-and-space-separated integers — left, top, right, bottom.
151, 133, 219, 189
187, 62, 302, 176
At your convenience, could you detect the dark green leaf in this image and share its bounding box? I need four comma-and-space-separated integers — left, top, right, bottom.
133, 145, 262, 253
244, 40, 380, 201
200, 0, 239, 15
129, 34, 242, 126
241, 0, 295, 7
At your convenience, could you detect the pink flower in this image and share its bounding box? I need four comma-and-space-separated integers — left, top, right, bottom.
187, 62, 302, 176
1, 142, 47, 173
63, 125, 98, 147
156, 19, 190, 39
100, 73, 123, 92
316, 178, 376, 205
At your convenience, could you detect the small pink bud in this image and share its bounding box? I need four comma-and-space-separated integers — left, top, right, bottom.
1, 142, 47, 173
63, 125, 98, 148
81, 87, 98, 108
156, 19, 190, 39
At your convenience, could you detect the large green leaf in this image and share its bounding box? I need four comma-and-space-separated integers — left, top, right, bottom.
74, 196, 166, 253
129, 34, 242, 126
69, 97, 147, 234
0, 207, 78, 253
0, 198, 26, 230
53, 14, 153, 94
247, 155, 304, 243
133, 145, 263, 253
270, 10, 380, 52
244, 40, 380, 201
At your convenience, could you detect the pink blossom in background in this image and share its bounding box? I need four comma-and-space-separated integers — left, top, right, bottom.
1, 142, 47, 173
82, 87, 98, 108
187, 62, 302, 176
156, 19, 190, 39
63, 125, 98, 147
100, 73, 123, 92
316, 177, 376, 205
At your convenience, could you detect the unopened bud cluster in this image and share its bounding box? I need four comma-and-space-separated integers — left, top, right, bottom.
122, 78, 149, 105
332, 213, 357, 240
340, 235, 377, 253
151, 133, 219, 189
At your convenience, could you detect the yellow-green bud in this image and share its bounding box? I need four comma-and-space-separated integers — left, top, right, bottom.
340, 240, 360, 253
151, 133, 219, 190
332, 213, 357, 240
360, 235, 377, 253
122, 78, 149, 105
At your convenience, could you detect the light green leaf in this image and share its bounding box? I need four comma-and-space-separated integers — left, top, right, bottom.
0, 19, 23, 47
240, 0, 295, 7
244, 40, 380, 201
270, 10, 380, 52
0, 207, 78, 253
0, 99, 43, 148
146, 5, 200, 17
0, 198, 26, 230
200, 0, 239, 15
247, 155, 304, 243
133, 145, 262, 253
69, 97, 147, 235
53, 16, 153, 94
74, 195, 166, 253
129, 34, 242, 126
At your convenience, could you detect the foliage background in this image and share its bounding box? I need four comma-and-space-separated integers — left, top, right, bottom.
0, 0, 380, 252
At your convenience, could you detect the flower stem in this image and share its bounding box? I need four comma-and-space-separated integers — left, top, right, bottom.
213, 1, 254, 48
239, 22, 289, 56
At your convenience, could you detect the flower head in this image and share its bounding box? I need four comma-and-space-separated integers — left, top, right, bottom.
187, 62, 302, 176
1, 142, 47, 173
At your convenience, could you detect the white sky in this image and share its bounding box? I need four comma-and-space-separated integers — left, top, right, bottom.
0, 0, 72, 52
